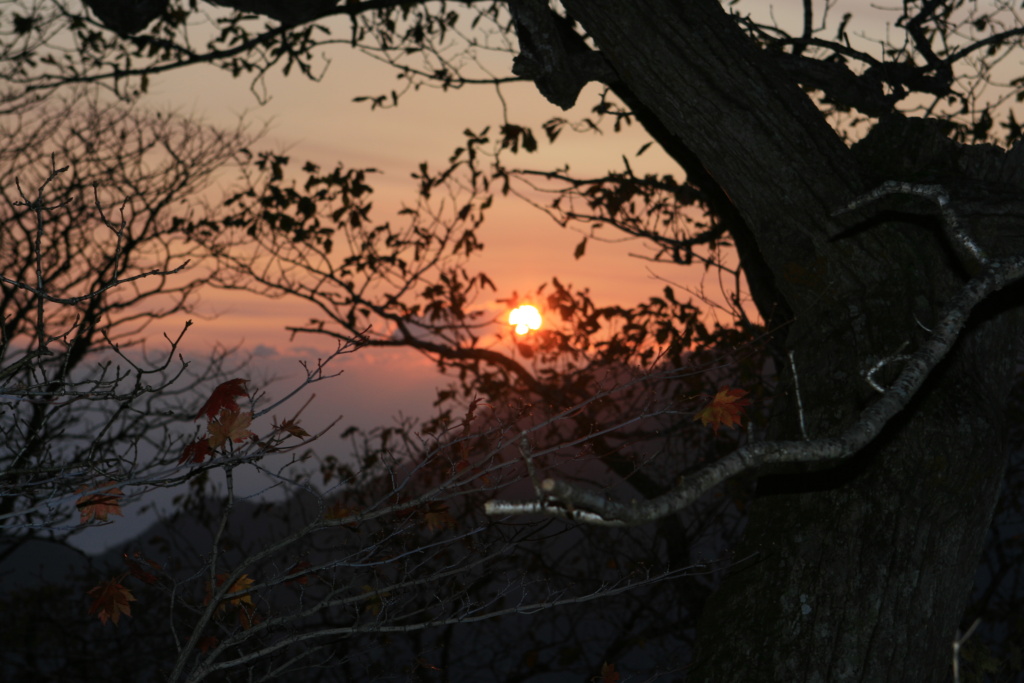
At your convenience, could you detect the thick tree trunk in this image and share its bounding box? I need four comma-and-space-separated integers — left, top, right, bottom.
564, 1, 1024, 680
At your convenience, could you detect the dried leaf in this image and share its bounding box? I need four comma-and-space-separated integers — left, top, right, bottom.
123, 552, 162, 585
195, 378, 248, 421
325, 502, 360, 528
88, 578, 135, 625
694, 386, 751, 435
207, 411, 253, 449
278, 418, 310, 439
286, 560, 312, 585
423, 502, 456, 531
179, 437, 212, 465
205, 574, 259, 629
238, 604, 262, 630
574, 236, 587, 259
599, 661, 621, 683
220, 573, 255, 608
76, 482, 124, 524
361, 584, 389, 616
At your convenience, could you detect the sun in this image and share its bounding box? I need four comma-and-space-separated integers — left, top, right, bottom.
509, 305, 542, 335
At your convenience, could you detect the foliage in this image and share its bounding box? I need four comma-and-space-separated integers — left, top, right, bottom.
693, 387, 751, 436
0, 94, 250, 534
88, 577, 136, 626
3, 1, 1024, 681
0, 100, 744, 681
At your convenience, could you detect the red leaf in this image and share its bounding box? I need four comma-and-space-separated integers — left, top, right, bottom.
195, 378, 248, 421
179, 437, 212, 465
238, 604, 262, 630
598, 662, 620, 683
286, 560, 312, 585
694, 386, 751, 435
123, 552, 162, 585
76, 482, 124, 524
88, 578, 135, 625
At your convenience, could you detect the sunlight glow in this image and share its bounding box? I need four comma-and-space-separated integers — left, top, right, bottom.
509, 305, 542, 335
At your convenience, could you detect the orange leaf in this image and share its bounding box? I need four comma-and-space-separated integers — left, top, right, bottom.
88, 578, 135, 626
179, 437, 212, 465
76, 482, 124, 524
207, 411, 253, 449
220, 573, 255, 608
198, 636, 219, 653
196, 378, 248, 421
325, 502, 360, 528
205, 574, 260, 629
694, 386, 751, 435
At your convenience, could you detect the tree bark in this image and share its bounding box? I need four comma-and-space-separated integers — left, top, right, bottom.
563, 1, 1024, 680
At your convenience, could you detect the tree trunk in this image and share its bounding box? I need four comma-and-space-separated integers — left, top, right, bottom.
564, 1, 1024, 680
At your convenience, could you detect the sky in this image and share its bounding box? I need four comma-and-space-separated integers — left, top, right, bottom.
68, 11, 708, 551
136, 26, 722, 432
129, 0, 914, 432
67, 0, 908, 551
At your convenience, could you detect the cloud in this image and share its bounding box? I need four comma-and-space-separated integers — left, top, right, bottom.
251, 344, 280, 358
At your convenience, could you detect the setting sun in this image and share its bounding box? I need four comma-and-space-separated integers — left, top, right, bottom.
509, 305, 542, 335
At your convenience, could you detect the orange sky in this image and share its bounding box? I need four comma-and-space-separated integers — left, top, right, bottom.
131, 0, 921, 437
127, 0, 1007, 436
67, 1, 932, 551
137, 42, 742, 430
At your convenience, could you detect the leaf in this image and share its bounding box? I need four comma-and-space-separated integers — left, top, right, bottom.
88, 578, 135, 626
361, 584, 390, 616
179, 437, 212, 465
205, 573, 260, 629
123, 552, 162, 585
13, 14, 35, 35
195, 378, 248, 420
207, 410, 253, 449
277, 418, 310, 438
221, 573, 255, 608
694, 387, 751, 435
238, 604, 262, 630
574, 236, 587, 260
76, 482, 124, 523
325, 502, 360, 528
599, 662, 621, 683
286, 560, 312, 585
423, 502, 456, 531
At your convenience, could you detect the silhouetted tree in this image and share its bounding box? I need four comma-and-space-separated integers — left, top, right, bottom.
4, 1, 1024, 680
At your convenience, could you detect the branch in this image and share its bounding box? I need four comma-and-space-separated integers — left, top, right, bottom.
486, 183, 1024, 525
508, 0, 616, 109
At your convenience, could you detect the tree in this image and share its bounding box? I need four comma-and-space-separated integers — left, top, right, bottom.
6, 1, 1024, 680
0, 93, 251, 533
0, 96, 720, 683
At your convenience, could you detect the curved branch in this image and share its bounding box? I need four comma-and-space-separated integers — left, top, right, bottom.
487, 183, 1024, 526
